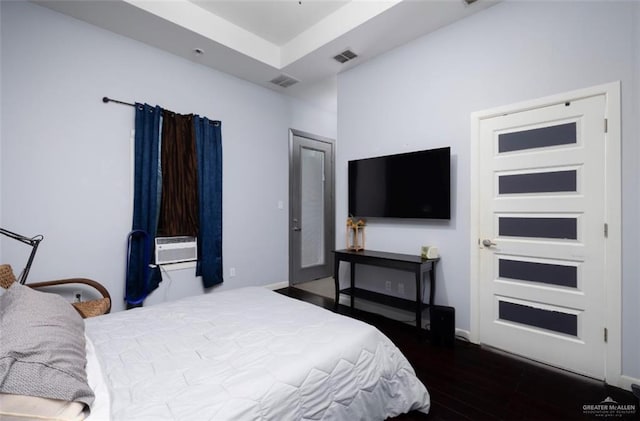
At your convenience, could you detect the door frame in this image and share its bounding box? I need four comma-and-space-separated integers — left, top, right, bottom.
288, 128, 336, 285
469, 82, 621, 385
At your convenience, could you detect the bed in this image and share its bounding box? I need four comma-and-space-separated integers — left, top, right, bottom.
1, 284, 430, 420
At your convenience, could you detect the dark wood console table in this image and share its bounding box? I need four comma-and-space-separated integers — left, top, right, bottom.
333, 249, 439, 334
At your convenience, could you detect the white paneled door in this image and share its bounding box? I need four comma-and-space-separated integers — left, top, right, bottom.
476, 93, 610, 379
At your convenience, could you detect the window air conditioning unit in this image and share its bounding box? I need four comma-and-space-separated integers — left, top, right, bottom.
155, 236, 197, 265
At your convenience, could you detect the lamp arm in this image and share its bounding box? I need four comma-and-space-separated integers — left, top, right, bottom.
0, 228, 41, 246
19, 238, 42, 284
0, 227, 44, 284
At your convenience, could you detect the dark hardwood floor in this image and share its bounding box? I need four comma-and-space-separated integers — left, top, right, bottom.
276, 287, 639, 421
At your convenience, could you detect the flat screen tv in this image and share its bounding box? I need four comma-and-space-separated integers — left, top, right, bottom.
348, 147, 450, 219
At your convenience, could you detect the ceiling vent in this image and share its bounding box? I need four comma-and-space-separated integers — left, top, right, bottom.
333, 49, 358, 64
269, 74, 299, 88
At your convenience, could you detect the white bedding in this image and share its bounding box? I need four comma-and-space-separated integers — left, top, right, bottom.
85, 335, 110, 421
84, 287, 429, 420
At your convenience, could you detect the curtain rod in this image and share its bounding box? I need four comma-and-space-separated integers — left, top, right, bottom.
102, 96, 221, 126
103, 96, 135, 107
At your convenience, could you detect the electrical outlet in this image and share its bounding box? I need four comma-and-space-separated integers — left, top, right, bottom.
398, 283, 405, 295
74, 291, 82, 303
229, 267, 236, 277
385, 281, 391, 291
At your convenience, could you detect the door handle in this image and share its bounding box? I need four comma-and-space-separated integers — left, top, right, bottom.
482, 239, 497, 248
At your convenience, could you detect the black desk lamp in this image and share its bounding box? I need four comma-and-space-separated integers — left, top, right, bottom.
0, 227, 43, 284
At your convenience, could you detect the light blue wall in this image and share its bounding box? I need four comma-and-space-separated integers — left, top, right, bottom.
337, 1, 639, 378
0, 1, 336, 311
630, 1, 640, 384
0, 2, 3, 260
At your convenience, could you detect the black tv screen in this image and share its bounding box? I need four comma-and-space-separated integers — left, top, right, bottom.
348, 147, 450, 219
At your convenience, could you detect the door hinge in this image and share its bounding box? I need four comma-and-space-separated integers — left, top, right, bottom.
604, 223, 609, 238
604, 327, 608, 343
604, 118, 608, 133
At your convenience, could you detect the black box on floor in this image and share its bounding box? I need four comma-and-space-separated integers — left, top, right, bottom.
430, 305, 455, 346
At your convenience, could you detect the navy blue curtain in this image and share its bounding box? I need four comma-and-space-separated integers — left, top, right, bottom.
194, 117, 223, 287
126, 103, 163, 306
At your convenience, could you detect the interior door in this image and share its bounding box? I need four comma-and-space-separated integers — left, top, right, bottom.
478, 94, 607, 379
289, 129, 335, 285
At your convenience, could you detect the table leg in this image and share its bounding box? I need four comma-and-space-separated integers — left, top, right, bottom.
334, 259, 340, 310
350, 263, 355, 310
415, 269, 422, 334
429, 265, 436, 308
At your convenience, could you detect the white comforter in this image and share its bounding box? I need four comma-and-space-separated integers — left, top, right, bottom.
85, 287, 429, 420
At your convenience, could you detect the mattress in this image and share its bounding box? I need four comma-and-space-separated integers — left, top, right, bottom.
84, 287, 429, 420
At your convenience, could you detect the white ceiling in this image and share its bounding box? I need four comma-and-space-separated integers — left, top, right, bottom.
36, 0, 497, 110
191, 1, 351, 46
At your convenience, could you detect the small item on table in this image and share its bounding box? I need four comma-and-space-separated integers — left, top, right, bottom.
346, 217, 366, 251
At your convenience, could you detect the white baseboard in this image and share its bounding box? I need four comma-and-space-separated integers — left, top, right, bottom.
341, 295, 472, 343
339, 294, 469, 338
618, 374, 640, 392
339, 294, 417, 323
264, 281, 288, 290
455, 328, 471, 341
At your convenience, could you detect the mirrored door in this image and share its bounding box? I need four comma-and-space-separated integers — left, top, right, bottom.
289, 129, 335, 285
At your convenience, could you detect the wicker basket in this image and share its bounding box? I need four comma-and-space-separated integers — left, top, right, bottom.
0, 264, 17, 289
72, 298, 112, 318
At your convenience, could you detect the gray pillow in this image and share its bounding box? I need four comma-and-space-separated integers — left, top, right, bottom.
0, 282, 94, 407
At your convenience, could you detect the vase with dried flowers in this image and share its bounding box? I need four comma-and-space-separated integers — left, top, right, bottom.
346, 217, 366, 251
